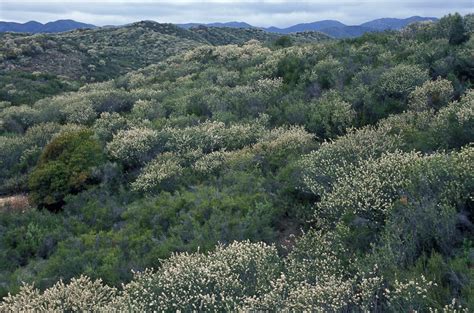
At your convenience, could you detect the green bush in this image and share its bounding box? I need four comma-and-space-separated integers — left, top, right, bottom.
274, 36, 294, 48
28, 129, 106, 211
438, 13, 470, 45
377, 64, 429, 101
306, 90, 355, 138
276, 54, 305, 87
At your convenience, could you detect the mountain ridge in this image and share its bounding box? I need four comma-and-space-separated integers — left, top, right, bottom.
0, 16, 439, 38
0, 19, 96, 33
182, 16, 439, 38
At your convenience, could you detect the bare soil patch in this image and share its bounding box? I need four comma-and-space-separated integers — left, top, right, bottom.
0, 195, 30, 213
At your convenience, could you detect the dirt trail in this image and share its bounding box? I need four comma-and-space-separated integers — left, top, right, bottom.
0, 194, 30, 213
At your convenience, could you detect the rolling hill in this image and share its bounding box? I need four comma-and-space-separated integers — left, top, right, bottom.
0, 14, 472, 309
0, 13, 472, 311
0, 21, 329, 105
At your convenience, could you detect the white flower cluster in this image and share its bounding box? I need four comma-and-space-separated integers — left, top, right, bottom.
93, 112, 128, 142
435, 89, 474, 127
430, 298, 469, 313
300, 124, 403, 196
256, 125, 314, 153
106, 241, 281, 311
213, 41, 271, 64
121, 118, 271, 191
107, 127, 158, 164
0, 276, 117, 312
268, 230, 354, 311
131, 152, 184, 191
0, 105, 39, 132
131, 99, 155, 119
176, 121, 257, 152
192, 149, 233, 173
192, 125, 313, 176
378, 64, 429, 97
60, 99, 96, 124
133, 124, 304, 191
352, 265, 385, 311
2, 236, 468, 312
316, 148, 472, 225
408, 77, 454, 111
309, 90, 355, 137
300, 89, 474, 199
385, 275, 435, 312
253, 77, 284, 94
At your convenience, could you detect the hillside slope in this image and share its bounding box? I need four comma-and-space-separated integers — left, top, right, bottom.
0, 21, 328, 105
0, 13, 472, 311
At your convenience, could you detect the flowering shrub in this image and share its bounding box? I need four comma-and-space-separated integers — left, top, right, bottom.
163, 121, 227, 153
299, 124, 403, 196
212, 40, 271, 66
307, 90, 355, 138
216, 70, 240, 87
133, 124, 314, 191
256, 125, 314, 154
312, 55, 344, 89
314, 148, 473, 225
378, 64, 429, 99
300, 91, 474, 198
131, 99, 158, 119
408, 77, 454, 111
107, 127, 159, 165
192, 149, 234, 174
60, 99, 96, 125
0, 237, 469, 311
131, 152, 184, 191
93, 112, 128, 142
432, 89, 474, 148
0, 105, 40, 133
271, 230, 354, 311
0, 122, 66, 192
0, 276, 117, 312
385, 275, 435, 311
107, 241, 281, 311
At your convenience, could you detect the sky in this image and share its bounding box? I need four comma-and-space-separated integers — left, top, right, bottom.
0, 0, 472, 28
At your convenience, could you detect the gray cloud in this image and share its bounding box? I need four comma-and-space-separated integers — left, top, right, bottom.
0, 1, 472, 27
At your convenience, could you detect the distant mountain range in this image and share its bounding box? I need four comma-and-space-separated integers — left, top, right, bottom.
180, 16, 438, 38
0, 16, 438, 38
0, 19, 96, 33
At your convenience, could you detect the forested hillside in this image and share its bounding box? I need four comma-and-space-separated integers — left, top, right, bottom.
0, 21, 329, 106
0, 13, 473, 311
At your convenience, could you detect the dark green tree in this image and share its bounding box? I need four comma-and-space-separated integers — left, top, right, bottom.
28, 129, 106, 211
438, 13, 469, 45
274, 36, 294, 48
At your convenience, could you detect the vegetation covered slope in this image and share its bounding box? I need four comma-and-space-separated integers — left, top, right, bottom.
0, 21, 329, 106
0, 13, 473, 311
